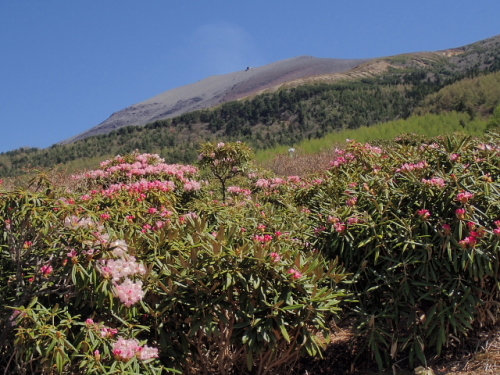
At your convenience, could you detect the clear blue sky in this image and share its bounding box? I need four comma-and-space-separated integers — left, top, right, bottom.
1, 0, 499, 153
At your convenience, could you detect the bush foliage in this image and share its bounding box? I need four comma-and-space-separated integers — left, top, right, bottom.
2, 134, 500, 373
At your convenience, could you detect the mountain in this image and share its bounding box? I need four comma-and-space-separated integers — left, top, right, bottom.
61, 56, 374, 144
61, 34, 500, 144
2, 34, 500, 178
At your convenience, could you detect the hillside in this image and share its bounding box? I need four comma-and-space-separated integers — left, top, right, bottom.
62, 56, 373, 144
1, 35, 500, 178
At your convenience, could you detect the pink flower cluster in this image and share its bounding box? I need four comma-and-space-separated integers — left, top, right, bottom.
96, 239, 147, 307
74, 153, 198, 181
101, 180, 176, 197
254, 234, 273, 243
114, 279, 145, 307
329, 151, 356, 168
288, 268, 303, 279
422, 177, 446, 188
269, 252, 281, 262
456, 208, 466, 220
494, 220, 500, 237
396, 161, 429, 173
85, 319, 119, 338
417, 209, 431, 220
112, 338, 158, 362
255, 176, 306, 190
456, 191, 474, 204
99, 257, 146, 281
227, 186, 252, 196
64, 215, 95, 229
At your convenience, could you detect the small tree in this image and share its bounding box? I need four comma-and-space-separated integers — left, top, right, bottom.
197, 141, 252, 201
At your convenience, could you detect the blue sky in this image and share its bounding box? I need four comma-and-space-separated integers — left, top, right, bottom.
0, 0, 499, 153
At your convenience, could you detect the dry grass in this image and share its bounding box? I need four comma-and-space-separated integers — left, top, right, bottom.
262, 149, 341, 177
294, 321, 500, 375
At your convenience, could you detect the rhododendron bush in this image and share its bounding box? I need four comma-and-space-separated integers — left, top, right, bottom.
2, 135, 500, 373
0, 144, 347, 374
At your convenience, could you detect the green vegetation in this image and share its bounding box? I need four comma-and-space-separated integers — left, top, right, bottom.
2, 134, 500, 373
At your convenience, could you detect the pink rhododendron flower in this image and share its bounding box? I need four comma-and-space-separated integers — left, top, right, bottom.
417, 209, 431, 220
346, 196, 358, 207
101, 327, 119, 338
422, 178, 446, 188
40, 264, 53, 275
110, 240, 128, 257
254, 234, 273, 243
456, 191, 474, 204
100, 213, 111, 221
114, 278, 145, 307
456, 208, 466, 220
334, 222, 347, 233
184, 180, 201, 191
442, 224, 452, 236
100, 257, 146, 281
459, 236, 478, 249
347, 217, 361, 225
112, 338, 158, 361
396, 160, 429, 173
288, 268, 303, 279
269, 252, 281, 262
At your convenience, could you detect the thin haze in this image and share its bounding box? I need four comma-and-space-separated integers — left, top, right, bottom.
0, 0, 499, 152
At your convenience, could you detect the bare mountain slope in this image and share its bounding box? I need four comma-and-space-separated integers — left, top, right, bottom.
61, 56, 372, 144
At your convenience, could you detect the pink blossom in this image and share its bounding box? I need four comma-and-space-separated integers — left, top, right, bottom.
396, 161, 429, 173
494, 228, 500, 237
459, 236, 478, 249
334, 222, 347, 233
422, 178, 446, 188
184, 180, 201, 191
100, 213, 111, 221
40, 264, 53, 275
67, 249, 78, 258
456, 191, 474, 204
347, 217, 361, 225
101, 327, 119, 338
217, 142, 225, 148
112, 338, 158, 361
100, 257, 146, 281
288, 268, 303, 279
456, 208, 466, 220
346, 196, 358, 207
417, 209, 431, 220
110, 239, 129, 257
449, 153, 460, 161
254, 234, 273, 243
114, 278, 145, 307
442, 224, 452, 236
269, 252, 281, 262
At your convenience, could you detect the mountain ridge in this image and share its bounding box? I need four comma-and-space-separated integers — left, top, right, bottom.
60, 56, 373, 144
60, 34, 500, 145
